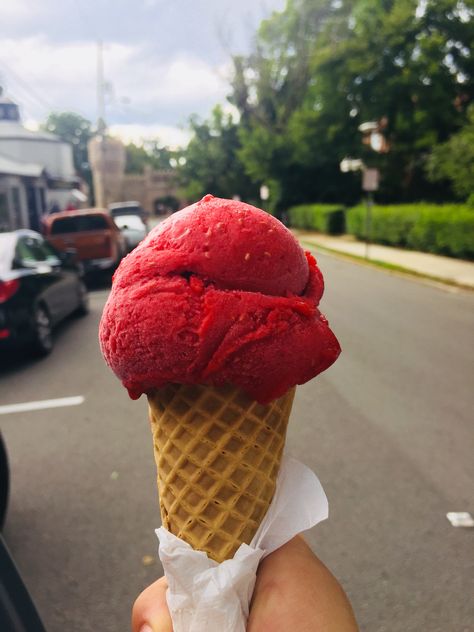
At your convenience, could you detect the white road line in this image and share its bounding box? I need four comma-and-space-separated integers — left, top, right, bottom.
0, 396, 85, 415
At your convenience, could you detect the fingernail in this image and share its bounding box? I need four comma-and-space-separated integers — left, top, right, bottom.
139, 625, 153, 632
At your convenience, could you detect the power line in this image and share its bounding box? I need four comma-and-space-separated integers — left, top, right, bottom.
3, 89, 39, 122
0, 0, 103, 120
9, 91, 42, 118
0, 60, 55, 112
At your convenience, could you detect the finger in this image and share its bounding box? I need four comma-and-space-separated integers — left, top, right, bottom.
131, 576, 173, 632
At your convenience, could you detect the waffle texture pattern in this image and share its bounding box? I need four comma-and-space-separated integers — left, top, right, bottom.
148, 383, 295, 562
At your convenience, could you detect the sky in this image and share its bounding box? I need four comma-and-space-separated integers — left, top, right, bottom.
0, 0, 286, 147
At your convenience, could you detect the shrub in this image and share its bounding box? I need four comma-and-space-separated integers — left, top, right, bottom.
346, 204, 415, 246
346, 203, 474, 259
288, 204, 345, 234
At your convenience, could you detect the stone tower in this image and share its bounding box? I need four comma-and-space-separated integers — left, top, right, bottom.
88, 135, 126, 208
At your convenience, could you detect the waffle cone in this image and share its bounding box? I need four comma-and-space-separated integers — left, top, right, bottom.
148, 383, 295, 563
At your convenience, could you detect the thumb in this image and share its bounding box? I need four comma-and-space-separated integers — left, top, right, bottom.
132, 576, 173, 632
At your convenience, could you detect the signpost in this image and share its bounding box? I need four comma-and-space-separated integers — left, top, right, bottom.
339, 158, 379, 259
362, 168, 379, 260
362, 168, 379, 192
341, 116, 387, 261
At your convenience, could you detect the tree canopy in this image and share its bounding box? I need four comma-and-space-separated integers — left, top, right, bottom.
426, 104, 474, 201
42, 2, 474, 212
178, 105, 259, 203
42, 111, 92, 180
125, 140, 178, 174
179, 0, 474, 210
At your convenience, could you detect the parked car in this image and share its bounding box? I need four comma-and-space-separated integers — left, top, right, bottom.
0, 434, 48, 630
108, 201, 149, 225
43, 209, 126, 275
0, 230, 89, 355
0, 533, 48, 631
113, 214, 148, 251
0, 434, 8, 532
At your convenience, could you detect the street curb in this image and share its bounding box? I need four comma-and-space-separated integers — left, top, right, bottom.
299, 239, 474, 293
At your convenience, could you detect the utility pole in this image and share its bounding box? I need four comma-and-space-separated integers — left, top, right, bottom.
90, 41, 125, 209
97, 40, 106, 133
97, 40, 107, 207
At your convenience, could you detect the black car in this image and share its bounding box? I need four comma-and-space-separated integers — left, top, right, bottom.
0, 230, 89, 355
0, 434, 48, 631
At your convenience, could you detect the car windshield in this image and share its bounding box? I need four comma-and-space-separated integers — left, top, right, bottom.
50, 215, 109, 234
0, 233, 16, 272
110, 206, 142, 217
15, 236, 62, 265
113, 215, 144, 230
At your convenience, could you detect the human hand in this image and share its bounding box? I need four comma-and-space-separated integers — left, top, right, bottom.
247, 535, 358, 631
132, 574, 170, 632
131, 535, 359, 632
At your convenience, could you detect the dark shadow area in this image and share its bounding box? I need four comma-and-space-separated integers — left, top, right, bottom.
0, 311, 86, 378
0, 347, 39, 376
83, 271, 113, 290
154, 195, 180, 215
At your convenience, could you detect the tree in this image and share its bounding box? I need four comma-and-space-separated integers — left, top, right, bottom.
426, 105, 474, 201
227, 0, 474, 207
181, 0, 358, 212
144, 140, 177, 171
125, 142, 151, 173
311, 0, 474, 201
179, 105, 259, 203
228, 0, 365, 211
125, 141, 178, 173
42, 112, 93, 180
125, 141, 178, 174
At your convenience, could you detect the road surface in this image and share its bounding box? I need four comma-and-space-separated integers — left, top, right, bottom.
1, 252, 473, 631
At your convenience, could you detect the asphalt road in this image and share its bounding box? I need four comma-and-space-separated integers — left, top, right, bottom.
1, 253, 473, 632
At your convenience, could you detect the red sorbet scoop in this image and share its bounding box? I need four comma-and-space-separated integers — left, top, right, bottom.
99, 195, 340, 403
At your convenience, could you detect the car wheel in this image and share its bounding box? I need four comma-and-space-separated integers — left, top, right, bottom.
32, 305, 53, 356
75, 281, 89, 316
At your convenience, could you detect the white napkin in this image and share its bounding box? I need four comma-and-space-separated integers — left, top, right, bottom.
156, 455, 328, 632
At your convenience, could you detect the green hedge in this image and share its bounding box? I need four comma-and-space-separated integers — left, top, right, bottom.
346, 204, 474, 259
288, 204, 346, 234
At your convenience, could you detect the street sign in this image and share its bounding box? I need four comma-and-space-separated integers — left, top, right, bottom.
362, 168, 379, 191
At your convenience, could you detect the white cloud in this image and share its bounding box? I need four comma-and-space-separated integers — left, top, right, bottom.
107, 52, 230, 110
23, 119, 40, 131
142, 0, 164, 7
0, 0, 39, 22
1, 36, 105, 118
0, 35, 230, 135
108, 123, 191, 148
221, 101, 241, 122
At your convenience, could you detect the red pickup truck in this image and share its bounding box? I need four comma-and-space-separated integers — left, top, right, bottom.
44, 209, 127, 275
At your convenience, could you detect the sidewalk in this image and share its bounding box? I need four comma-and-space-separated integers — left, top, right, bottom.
293, 231, 474, 289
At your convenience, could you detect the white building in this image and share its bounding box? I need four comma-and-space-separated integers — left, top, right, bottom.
0, 89, 83, 232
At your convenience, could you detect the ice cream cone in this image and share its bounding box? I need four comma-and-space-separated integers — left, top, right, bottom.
148, 383, 295, 563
